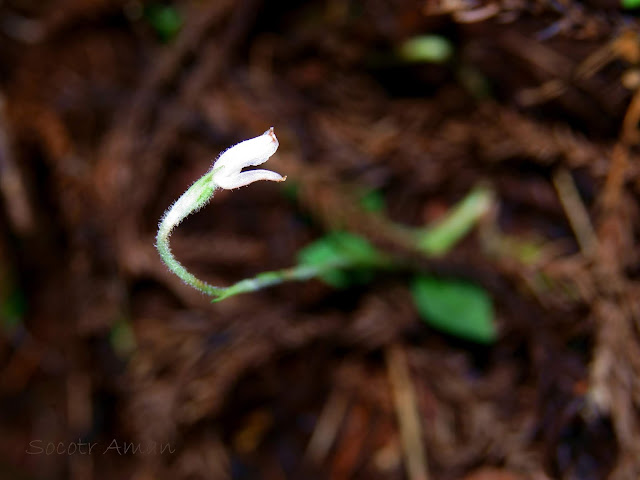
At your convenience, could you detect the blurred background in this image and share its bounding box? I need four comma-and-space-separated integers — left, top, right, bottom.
1, 1, 640, 479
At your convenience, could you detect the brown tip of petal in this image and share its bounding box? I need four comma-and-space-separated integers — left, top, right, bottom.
266, 127, 277, 143
279, 175, 287, 182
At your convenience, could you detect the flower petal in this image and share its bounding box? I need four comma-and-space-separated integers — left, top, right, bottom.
215, 169, 285, 190
213, 128, 279, 174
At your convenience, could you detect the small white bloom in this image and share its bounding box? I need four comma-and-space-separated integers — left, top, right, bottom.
212, 127, 285, 189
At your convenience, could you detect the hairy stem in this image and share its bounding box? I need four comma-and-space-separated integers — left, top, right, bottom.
213, 261, 349, 302
156, 170, 223, 297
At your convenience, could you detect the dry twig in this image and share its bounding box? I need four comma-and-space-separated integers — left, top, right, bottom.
386, 344, 429, 480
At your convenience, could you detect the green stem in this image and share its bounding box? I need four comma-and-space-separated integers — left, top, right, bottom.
213, 260, 349, 302
156, 170, 223, 297
415, 187, 492, 256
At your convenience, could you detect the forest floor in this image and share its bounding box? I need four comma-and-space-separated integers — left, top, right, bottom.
1, 1, 640, 479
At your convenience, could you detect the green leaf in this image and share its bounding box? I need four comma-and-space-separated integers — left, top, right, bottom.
145, 4, 183, 42
280, 181, 300, 202
411, 275, 497, 343
358, 189, 386, 212
296, 232, 387, 288
399, 35, 453, 64
110, 318, 136, 358
1, 289, 26, 334
457, 64, 492, 100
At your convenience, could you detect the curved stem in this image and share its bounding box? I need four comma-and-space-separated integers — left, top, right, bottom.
155, 170, 223, 297
213, 260, 348, 302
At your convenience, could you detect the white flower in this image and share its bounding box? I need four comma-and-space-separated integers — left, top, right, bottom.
212, 127, 285, 189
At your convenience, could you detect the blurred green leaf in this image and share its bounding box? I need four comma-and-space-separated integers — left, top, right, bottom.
110, 318, 136, 358
280, 180, 300, 202
622, 0, 640, 9
296, 231, 387, 287
359, 189, 386, 212
145, 4, 182, 42
457, 64, 492, 100
1, 290, 25, 334
297, 237, 345, 288
411, 275, 496, 343
399, 35, 453, 64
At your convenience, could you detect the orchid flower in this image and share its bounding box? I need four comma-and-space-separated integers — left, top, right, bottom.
213, 127, 284, 189
156, 128, 285, 297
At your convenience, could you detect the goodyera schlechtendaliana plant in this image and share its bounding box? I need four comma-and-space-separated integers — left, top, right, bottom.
156, 128, 286, 298
157, 127, 494, 302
